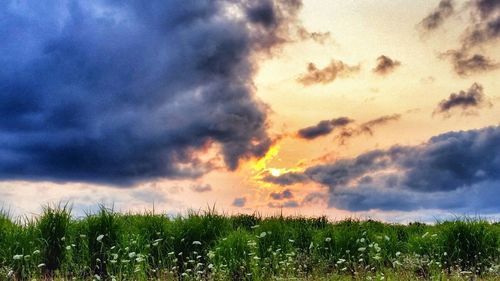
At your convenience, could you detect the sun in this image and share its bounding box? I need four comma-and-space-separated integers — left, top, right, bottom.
269, 168, 282, 177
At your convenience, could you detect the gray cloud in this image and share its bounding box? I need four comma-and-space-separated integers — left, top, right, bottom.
262, 172, 309, 186
301, 192, 328, 205
426, 0, 500, 75
297, 117, 353, 140
0, 0, 313, 186
325, 182, 499, 212
190, 184, 212, 193
268, 200, 299, 208
232, 197, 247, 207
297, 59, 360, 86
359, 114, 402, 135
270, 189, 294, 200
433, 83, 492, 116
462, 0, 500, 48
440, 50, 499, 76
298, 29, 332, 44
272, 125, 500, 212
335, 114, 401, 144
372, 55, 401, 75
419, 0, 455, 32
131, 189, 170, 204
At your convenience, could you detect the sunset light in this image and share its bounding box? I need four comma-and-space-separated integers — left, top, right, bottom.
1, 0, 499, 222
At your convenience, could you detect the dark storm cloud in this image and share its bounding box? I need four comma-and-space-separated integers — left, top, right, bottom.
304, 149, 394, 188
297, 117, 353, 140
272, 126, 500, 212
0, 0, 312, 185
232, 197, 247, 207
297, 59, 360, 86
440, 50, 499, 76
325, 183, 499, 212
434, 83, 491, 115
270, 189, 294, 200
372, 55, 401, 75
419, 0, 455, 32
335, 114, 401, 144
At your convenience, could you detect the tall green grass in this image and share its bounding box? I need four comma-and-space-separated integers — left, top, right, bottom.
37, 204, 71, 278
0, 206, 498, 280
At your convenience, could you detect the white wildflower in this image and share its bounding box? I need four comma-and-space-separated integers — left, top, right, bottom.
96, 234, 104, 242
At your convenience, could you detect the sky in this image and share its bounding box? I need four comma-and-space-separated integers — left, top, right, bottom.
1, 0, 500, 222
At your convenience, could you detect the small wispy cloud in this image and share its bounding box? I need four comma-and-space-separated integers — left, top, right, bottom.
270, 189, 294, 200
372, 55, 401, 76
433, 83, 492, 116
297, 59, 360, 86
335, 114, 402, 144
297, 117, 353, 140
232, 197, 247, 207
418, 0, 455, 32
190, 184, 212, 193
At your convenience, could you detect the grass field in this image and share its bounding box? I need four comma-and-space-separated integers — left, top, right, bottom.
0, 205, 498, 280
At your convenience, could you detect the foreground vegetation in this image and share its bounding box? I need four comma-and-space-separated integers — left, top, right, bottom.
0, 206, 499, 280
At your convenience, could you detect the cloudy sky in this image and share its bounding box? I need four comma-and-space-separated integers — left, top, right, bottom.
1, 0, 499, 221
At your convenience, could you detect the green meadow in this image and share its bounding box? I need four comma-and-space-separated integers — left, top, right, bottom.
0, 206, 498, 280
